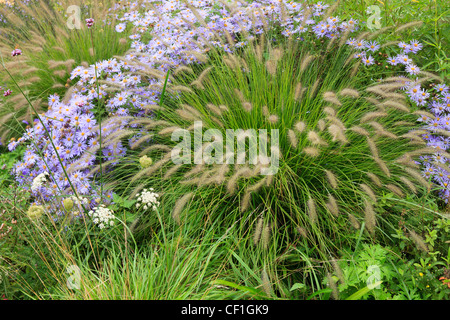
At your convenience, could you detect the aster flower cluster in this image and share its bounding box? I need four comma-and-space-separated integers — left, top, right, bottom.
349, 38, 423, 72
105, 0, 449, 205
381, 51, 449, 202
390, 40, 423, 76
70, 0, 360, 91
348, 34, 449, 202
408, 82, 450, 201
136, 188, 160, 211
348, 39, 382, 66
8, 92, 116, 219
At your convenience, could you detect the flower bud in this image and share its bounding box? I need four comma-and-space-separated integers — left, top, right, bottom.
63, 198, 74, 211
27, 205, 45, 220
139, 155, 153, 168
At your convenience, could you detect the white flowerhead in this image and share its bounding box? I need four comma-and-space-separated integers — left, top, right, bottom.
31, 172, 49, 192
136, 188, 160, 211
88, 205, 116, 229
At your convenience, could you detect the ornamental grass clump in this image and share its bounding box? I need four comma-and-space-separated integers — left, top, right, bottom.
5, 0, 365, 221
115, 31, 436, 256
74, 0, 442, 253
5, 0, 447, 250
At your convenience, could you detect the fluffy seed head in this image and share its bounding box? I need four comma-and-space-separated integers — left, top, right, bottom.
294, 121, 306, 133
348, 213, 360, 229
307, 197, 317, 224
399, 176, 417, 194
261, 224, 271, 250
253, 217, 264, 245
360, 183, 377, 203
374, 156, 391, 177
365, 172, 382, 188
350, 126, 370, 136
360, 112, 388, 124
308, 130, 328, 146
323, 91, 342, 106
385, 184, 405, 198
324, 170, 339, 189
339, 88, 360, 98
303, 147, 320, 158
364, 199, 376, 235
288, 129, 298, 148
300, 54, 314, 72
172, 192, 193, 225
326, 194, 339, 217
408, 229, 429, 252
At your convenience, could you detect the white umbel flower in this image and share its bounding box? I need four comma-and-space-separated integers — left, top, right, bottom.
88, 204, 116, 229
31, 172, 49, 192
136, 188, 160, 211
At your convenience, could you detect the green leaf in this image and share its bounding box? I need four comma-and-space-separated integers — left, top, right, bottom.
306, 288, 332, 300
159, 69, 171, 106
211, 279, 268, 299
345, 282, 382, 300
229, 250, 260, 281
122, 199, 136, 209
125, 213, 138, 223
290, 283, 306, 291
113, 193, 123, 204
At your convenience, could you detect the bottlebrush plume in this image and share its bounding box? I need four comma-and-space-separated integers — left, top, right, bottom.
253, 217, 264, 245
172, 192, 194, 225
324, 170, 339, 189
360, 183, 377, 203
307, 197, 317, 224
303, 147, 320, 158
364, 199, 376, 235
408, 229, 429, 253
326, 194, 339, 217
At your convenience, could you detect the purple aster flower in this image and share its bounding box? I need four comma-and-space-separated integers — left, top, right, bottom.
410, 40, 423, 53
398, 41, 412, 53
434, 84, 449, 95
387, 56, 399, 66
362, 55, 375, 66
430, 101, 446, 115
396, 54, 412, 65
406, 64, 420, 75
354, 39, 366, 50
366, 41, 380, 52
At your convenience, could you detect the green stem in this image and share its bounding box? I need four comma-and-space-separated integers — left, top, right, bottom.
90, 27, 104, 201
